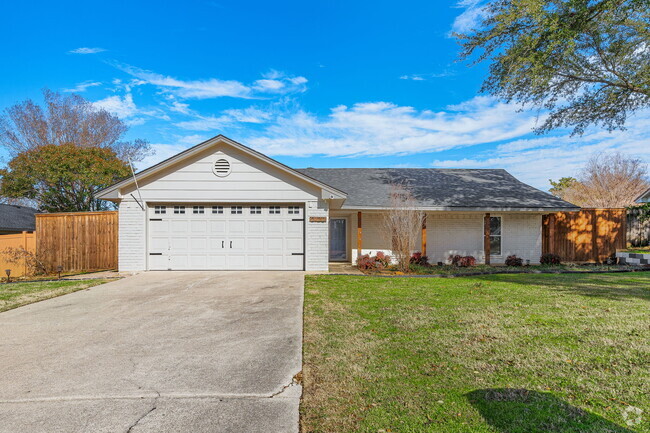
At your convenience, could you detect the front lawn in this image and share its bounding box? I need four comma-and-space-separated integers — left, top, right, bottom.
0, 279, 113, 312
302, 273, 650, 432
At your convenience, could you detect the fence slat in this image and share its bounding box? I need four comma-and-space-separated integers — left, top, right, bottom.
543, 209, 626, 262
34, 211, 118, 273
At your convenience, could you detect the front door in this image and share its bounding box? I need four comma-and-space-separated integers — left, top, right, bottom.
329, 218, 347, 261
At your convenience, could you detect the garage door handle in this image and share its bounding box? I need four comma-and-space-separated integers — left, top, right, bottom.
222, 241, 224, 248
230, 241, 232, 248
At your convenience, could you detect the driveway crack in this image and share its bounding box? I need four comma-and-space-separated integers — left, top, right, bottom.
125, 391, 160, 433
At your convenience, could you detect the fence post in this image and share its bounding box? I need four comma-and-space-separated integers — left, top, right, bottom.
22, 231, 27, 276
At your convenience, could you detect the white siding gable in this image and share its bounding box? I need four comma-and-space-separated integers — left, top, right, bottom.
121, 144, 321, 203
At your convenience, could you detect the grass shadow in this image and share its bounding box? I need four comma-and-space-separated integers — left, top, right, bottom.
477, 273, 650, 302
467, 388, 635, 433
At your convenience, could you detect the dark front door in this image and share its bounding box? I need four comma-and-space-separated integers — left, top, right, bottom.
329, 218, 347, 261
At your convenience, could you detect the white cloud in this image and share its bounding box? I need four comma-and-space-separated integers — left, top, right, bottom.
62, 81, 102, 93
431, 110, 650, 189
451, 0, 487, 34
111, 63, 308, 100
400, 75, 426, 81
244, 96, 541, 157
69, 47, 106, 54
94, 93, 138, 118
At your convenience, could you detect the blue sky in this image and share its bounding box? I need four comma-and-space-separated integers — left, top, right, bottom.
2, 0, 649, 190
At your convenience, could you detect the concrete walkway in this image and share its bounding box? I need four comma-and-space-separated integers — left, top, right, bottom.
0, 271, 304, 432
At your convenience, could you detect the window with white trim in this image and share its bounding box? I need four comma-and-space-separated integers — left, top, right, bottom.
250, 206, 261, 214
288, 206, 300, 215
231, 206, 242, 214
154, 205, 166, 214
490, 216, 502, 255
269, 206, 280, 215
212, 206, 223, 214
174, 205, 185, 214
193, 206, 205, 214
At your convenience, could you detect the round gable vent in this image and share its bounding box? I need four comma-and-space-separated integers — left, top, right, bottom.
212, 158, 231, 177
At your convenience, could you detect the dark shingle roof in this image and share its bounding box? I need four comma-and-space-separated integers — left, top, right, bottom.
0, 204, 38, 232
297, 168, 579, 211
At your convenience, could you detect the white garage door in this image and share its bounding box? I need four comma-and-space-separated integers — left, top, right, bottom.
148, 204, 304, 270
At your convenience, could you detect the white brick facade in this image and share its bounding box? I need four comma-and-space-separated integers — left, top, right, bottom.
305, 200, 329, 271
118, 199, 146, 271
338, 211, 544, 266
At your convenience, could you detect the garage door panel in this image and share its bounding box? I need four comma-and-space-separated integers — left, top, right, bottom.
210, 221, 226, 234
191, 221, 207, 232
228, 220, 246, 233
286, 237, 302, 251
189, 237, 207, 251
171, 220, 188, 232
148, 204, 303, 270
247, 237, 264, 251
267, 221, 283, 234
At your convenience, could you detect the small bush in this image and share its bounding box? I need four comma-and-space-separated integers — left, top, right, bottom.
540, 253, 562, 265
449, 254, 476, 267
357, 252, 391, 271
505, 255, 524, 267
409, 252, 430, 266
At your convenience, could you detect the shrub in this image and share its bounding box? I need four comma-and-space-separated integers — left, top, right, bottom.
449, 254, 476, 267
1, 247, 48, 276
357, 252, 391, 271
409, 252, 430, 266
505, 255, 524, 266
540, 253, 562, 265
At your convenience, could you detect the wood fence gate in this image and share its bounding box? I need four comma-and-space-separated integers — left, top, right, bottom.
542, 209, 626, 262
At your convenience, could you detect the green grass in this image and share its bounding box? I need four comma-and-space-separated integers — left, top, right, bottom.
302, 273, 650, 432
0, 279, 112, 312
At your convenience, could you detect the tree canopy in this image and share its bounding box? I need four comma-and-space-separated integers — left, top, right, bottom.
457, 0, 650, 134
549, 152, 649, 206
0, 144, 130, 212
0, 89, 150, 162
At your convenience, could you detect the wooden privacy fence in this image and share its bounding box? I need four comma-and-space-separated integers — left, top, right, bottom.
36, 211, 118, 273
542, 208, 626, 263
626, 207, 650, 247
0, 211, 118, 276
0, 231, 36, 277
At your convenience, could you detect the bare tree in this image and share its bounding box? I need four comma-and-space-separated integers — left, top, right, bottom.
0, 89, 150, 163
551, 152, 649, 207
382, 184, 424, 273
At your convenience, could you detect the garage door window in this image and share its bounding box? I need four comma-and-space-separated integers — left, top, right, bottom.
174, 206, 185, 214
288, 206, 300, 215
231, 206, 242, 214
269, 206, 280, 214
212, 206, 223, 214
154, 205, 166, 214
250, 206, 261, 214
193, 206, 205, 214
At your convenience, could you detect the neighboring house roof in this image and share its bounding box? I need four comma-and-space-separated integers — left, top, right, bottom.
297, 168, 580, 211
0, 204, 38, 232
95, 135, 347, 201
635, 187, 650, 203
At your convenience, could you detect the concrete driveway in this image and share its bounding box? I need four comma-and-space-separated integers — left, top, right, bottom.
0, 271, 304, 433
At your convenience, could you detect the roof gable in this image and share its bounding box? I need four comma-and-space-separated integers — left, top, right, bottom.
96, 135, 347, 201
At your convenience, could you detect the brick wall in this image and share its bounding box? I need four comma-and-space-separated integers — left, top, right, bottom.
305, 200, 329, 271
118, 199, 146, 271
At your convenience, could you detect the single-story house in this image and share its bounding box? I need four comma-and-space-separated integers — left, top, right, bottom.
0, 204, 38, 234
96, 135, 579, 272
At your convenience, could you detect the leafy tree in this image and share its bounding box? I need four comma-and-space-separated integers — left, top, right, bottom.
549, 176, 579, 198
548, 152, 649, 206
0, 89, 150, 163
457, 0, 650, 134
0, 144, 130, 212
